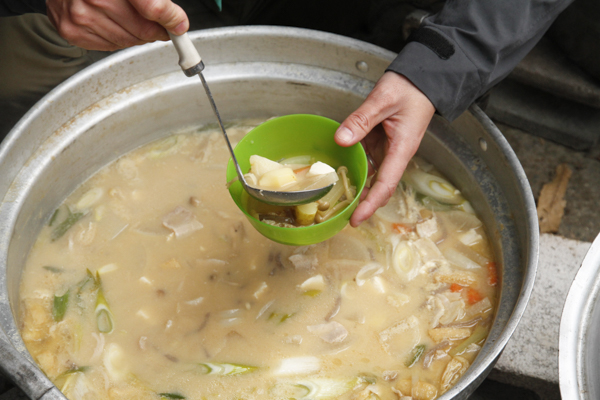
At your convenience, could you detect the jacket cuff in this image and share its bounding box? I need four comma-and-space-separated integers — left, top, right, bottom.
386, 28, 482, 122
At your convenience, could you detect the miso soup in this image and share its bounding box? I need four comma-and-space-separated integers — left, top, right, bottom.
19, 121, 498, 400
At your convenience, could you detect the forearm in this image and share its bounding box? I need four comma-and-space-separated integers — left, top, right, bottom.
388, 0, 575, 121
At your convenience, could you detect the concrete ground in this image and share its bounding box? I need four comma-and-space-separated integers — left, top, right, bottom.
500, 122, 600, 243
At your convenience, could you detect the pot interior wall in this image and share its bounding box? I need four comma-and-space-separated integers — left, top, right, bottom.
0, 26, 536, 400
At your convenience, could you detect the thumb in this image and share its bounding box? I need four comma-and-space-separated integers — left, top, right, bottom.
129, 0, 189, 34
335, 99, 385, 148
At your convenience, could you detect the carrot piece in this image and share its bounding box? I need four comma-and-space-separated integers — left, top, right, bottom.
466, 288, 483, 305
293, 165, 311, 174
450, 283, 463, 293
487, 261, 498, 286
392, 223, 414, 234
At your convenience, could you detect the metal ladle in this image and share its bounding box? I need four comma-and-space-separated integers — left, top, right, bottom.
169, 33, 334, 206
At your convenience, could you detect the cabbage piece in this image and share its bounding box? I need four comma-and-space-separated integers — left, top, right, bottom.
413, 237, 444, 263
328, 233, 370, 261
459, 229, 483, 246
442, 248, 481, 270
299, 275, 326, 292
440, 210, 482, 231
274, 356, 321, 376
307, 321, 348, 343
272, 377, 363, 399
356, 263, 384, 286
162, 206, 203, 238
103, 343, 128, 381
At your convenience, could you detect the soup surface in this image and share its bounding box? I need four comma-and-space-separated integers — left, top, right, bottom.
19, 122, 498, 400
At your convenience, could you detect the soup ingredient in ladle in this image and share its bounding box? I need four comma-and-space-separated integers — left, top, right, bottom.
168, 33, 334, 206
246, 155, 339, 192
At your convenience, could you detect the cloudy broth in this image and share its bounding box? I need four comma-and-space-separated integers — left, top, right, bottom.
19, 121, 497, 400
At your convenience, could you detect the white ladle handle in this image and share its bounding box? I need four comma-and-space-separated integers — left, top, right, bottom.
169, 32, 204, 76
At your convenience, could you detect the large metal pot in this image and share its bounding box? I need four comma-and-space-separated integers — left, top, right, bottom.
0, 26, 537, 399
559, 233, 600, 399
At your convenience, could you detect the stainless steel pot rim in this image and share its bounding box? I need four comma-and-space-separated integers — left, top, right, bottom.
559, 233, 600, 399
0, 26, 539, 400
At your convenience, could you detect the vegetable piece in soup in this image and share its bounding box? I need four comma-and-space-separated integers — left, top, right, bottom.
246, 165, 355, 227
246, 155, 338, 192
19, 121, 497, 400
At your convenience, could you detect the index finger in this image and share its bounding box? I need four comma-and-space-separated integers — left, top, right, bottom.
349, 140, 412, 227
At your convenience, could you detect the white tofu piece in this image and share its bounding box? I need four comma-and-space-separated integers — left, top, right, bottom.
306, 161, 335, 178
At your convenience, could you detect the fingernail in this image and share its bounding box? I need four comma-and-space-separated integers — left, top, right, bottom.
336, 127, 354, 144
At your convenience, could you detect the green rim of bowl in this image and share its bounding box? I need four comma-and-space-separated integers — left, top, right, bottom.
226, 114, 368, 246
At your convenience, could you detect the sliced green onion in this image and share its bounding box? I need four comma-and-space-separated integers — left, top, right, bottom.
358, 374, 377, 385
95, 291, 114, 333
76, 269, 98, 295
403, 169, 464, 205
405, 344, 426, 368
53, 291, 69, 321
159, 393, 186, 399
198, 362, 258, 375
449, 325, 488, 356
273, 377, 362, 399
418, 195, 454, 211
51, 209, 84, 241
268, 312, 295, 324
54, 366, 89, 391
57, 366, 89, 378
94, 272, 114, 333
48, 208, 60, 227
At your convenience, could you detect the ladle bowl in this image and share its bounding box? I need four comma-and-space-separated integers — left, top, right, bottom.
226, 114, 368, 245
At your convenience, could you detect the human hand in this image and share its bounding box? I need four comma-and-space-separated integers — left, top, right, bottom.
46, 0, 189, 51
335, 71, 436, 227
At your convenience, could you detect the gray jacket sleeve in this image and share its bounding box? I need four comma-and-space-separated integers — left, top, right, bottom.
1, 0, 46, 16
387, 0, 574, 121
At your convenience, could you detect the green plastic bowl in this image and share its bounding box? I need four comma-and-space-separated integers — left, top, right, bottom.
226, 114, 368, 246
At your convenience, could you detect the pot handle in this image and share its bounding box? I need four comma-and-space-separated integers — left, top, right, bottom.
169, 32, 205, 77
